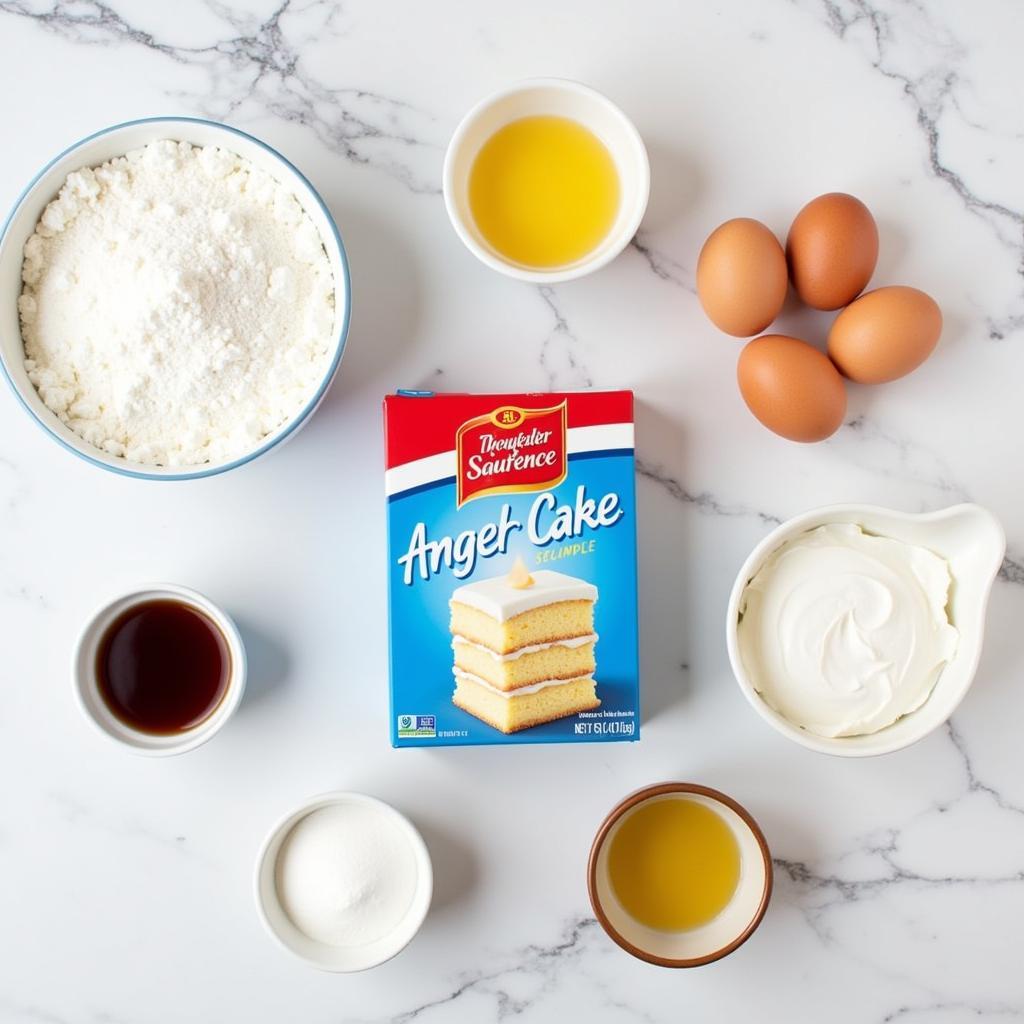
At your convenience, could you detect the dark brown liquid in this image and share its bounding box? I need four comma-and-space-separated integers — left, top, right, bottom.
95, 599, 231, 735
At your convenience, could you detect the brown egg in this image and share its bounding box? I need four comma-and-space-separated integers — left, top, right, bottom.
697, 218, 788, 337
737, 335, 847, 442
786, 193, 878, 310
828, 286, 942, 384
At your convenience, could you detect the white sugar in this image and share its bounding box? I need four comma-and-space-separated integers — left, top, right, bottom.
275, 803, 419, 948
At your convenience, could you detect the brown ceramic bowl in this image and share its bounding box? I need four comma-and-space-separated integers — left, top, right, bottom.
588, 782, 772, 967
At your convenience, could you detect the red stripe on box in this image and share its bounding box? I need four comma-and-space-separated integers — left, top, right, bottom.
383, 391, 633, 469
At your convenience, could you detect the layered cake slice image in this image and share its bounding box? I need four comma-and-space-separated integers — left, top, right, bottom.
450, 559, 600, 733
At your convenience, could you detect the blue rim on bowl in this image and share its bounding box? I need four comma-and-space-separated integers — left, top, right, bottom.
0, 116, 352, 481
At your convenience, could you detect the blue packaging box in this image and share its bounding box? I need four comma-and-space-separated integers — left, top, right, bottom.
384, 391, 640, 746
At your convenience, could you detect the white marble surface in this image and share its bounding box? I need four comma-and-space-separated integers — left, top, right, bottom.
0, 1, 1022, 1021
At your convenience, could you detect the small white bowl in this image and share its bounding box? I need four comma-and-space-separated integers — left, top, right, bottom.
589, 783, 772, 968
0, 116, 351, 480
726, 503, 1006, 757
254, 791, 433, 972
73, 583, 246, 755
443, 78, 649, 283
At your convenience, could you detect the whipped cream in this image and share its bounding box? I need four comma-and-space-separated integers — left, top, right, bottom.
737, 523, 958, 737
452, 667, 591, 697
451, 633, 598, 662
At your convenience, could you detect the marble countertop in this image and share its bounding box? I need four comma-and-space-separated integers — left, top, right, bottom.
1, 2, 1022, 1021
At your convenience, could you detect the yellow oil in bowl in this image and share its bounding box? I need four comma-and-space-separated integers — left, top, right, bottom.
607, 797, 741, 931
468, 115, 619, 270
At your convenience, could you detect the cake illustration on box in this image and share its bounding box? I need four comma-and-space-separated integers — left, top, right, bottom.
449, 558, 600, 733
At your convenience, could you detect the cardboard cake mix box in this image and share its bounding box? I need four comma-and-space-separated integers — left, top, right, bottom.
384, 390, 640, 747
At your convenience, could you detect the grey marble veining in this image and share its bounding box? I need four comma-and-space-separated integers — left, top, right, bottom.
629, 233, 694, 292
805, 0, 1024, 254
0, 1, 1021, 1022
637, 457, 784, 526
536, 286, 595, 390
0, 0, 444, 191
382, 917, 611, 1024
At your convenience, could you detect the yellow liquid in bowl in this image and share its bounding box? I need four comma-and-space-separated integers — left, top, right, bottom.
607, 797, 741, 932
468, 115, 620, 269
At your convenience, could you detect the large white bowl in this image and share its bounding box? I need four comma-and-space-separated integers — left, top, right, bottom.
726, 503, 1005, 757
0, 117, 351, 480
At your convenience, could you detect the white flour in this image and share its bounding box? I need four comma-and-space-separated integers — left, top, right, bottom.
19, 139, 335, 466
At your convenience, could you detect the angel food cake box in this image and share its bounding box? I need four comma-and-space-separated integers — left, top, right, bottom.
384, 391, 640, 747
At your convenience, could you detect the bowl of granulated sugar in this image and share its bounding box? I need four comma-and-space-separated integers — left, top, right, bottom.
255, 791, 433, 972
0, 117, 350, 479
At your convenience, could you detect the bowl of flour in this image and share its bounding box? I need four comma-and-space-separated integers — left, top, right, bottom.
0, 117, 350, 478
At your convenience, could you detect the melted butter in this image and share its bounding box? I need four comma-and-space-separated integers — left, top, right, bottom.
468, 115, 619, 269
608, 797, 740, 932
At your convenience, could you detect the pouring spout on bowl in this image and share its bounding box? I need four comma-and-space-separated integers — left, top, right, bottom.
922, 503, 1007, 588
